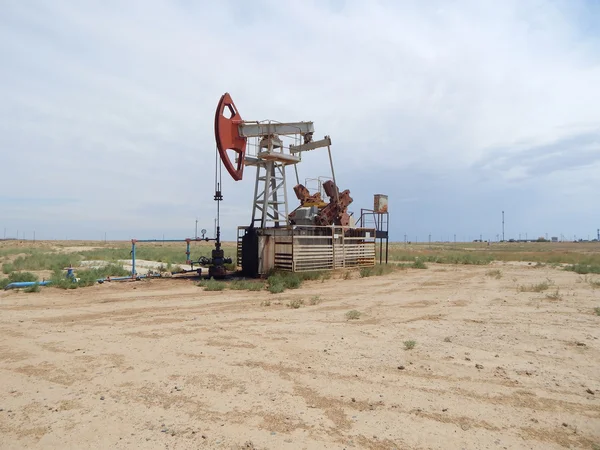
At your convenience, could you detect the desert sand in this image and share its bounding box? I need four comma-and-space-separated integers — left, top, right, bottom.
1, 263, 599, 449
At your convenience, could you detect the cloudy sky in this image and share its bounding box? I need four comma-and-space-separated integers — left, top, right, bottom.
1, 0, 599, 242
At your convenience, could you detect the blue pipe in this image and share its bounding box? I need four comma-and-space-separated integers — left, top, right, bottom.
4, 281, 52, 290
134, 238, 212, 243
131, 240, 136, 276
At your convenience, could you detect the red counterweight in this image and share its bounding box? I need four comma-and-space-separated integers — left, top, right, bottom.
214, 93, 247, 181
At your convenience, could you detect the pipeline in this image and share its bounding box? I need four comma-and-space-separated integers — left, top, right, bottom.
3, 273, 164, 290
3, 281, 53, 290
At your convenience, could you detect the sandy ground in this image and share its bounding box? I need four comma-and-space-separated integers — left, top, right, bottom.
1, 264, 599, 450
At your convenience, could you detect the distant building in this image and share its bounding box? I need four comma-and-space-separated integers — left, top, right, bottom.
551, 236, 558, 242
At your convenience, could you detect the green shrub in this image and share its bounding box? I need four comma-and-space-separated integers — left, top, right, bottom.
565, 264, 600, 274
268, 277, 285, 294
10, 252, 77, 271
411, 259, 427, 269
24, 283, 41, 293
287, 299, 304, 309
545, 289, 562, 300
518, 282, 549, 292
404, 340, 416, 350
486, 269, 502, 279
345, 310, 361, 320
198, 278, 226, 291
2, 263, 14, 274
267, 272, 305, 293
309, 295, 321, 305
8, 271, 38, 283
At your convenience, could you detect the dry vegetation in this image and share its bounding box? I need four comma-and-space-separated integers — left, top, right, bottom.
1, 240, 600, 449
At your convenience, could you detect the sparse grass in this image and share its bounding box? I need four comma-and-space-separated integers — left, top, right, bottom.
359, 264, 395, 277
411, 259, 427, 269
388, 242, 600, 266
389, 251, 492, 265
444, 336, 452, 343
0, 244, 236, 272
76, 264, 130, 287
266, 271, 328, 294
486, 269, 503, 279
260, 300, 271, 307
308, 295, 321, 305
287, 299, 304, 309
545, 289, 563, 300
404, 340, 417, 350
594, 307, 600, 316
48, 264, 130, 289
343, 271, 352, 280
2, 263, 14, 274
564, 264, 600, 275
518, 281, 550, 292
198, 278, 226, 291
345, 310, 361, 320
590, 279, 600, 289
9, 251, 79, 272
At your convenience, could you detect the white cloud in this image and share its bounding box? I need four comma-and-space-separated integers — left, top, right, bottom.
0, 0, 598, 240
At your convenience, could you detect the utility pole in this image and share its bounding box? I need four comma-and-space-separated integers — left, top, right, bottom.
404, 234, 407, 245
480, 233, 482, 242
33, 231, 35, 243
428, 233, 431, 247
502, 210, 505, 241
454, 234, 456, 243
526, 232, 528, 241
3, 228, 5, 239
195, 218, 198, 239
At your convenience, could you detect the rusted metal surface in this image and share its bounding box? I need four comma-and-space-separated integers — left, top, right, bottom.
374, 194, 388, 213
214, 92, 246, 181
314, 180, 353, 226
293, 184, 325, 207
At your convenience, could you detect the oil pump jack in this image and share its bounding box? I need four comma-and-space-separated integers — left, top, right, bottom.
214, 93, 375, 277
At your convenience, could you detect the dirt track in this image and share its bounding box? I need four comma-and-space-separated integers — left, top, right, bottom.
1, 264, 599, 449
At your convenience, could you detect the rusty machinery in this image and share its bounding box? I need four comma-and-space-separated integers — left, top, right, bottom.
214, 92, 375, 277
215, 93, 352, 227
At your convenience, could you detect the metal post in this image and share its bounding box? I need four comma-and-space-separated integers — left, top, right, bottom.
281, 164, 289, 227
195, 219, 198, 239
186, 240, 191, 264
261, 161, 273, 228
131, 240, 136, 276
326, 144, 339, 203
502, 211, 505, 241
